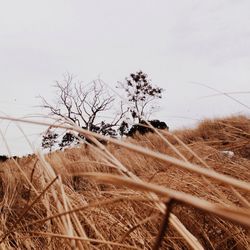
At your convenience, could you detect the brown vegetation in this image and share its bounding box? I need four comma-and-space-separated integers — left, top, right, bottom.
0, 115, 249, 249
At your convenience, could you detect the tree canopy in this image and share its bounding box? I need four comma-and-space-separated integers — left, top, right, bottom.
118, 71, 164, 123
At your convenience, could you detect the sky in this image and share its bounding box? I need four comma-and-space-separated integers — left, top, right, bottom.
0, 0, 250, 156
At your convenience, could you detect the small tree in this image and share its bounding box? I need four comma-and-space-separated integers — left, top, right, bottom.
40, 73, 127, 149
118, 71, 164, 123
41, 128, 58, 152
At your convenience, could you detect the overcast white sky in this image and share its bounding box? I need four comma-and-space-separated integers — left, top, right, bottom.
0, 0, 250, 155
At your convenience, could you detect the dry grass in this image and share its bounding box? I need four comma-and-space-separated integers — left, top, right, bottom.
0, 115, 249, 249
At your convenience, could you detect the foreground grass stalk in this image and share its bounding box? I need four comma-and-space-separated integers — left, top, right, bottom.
153, 199, 175, 250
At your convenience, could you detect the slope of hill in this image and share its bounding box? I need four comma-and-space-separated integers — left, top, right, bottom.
0, 115, 249, 249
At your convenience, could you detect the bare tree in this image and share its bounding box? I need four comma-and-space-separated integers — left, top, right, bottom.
40, 73, 127, 148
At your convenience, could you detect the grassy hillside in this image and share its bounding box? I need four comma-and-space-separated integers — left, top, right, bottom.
0, 115, 249, 249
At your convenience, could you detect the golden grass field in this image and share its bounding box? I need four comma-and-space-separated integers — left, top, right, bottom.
0, 115, 249, 249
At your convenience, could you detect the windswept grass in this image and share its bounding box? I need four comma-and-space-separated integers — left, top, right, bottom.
0, 115, 249, 249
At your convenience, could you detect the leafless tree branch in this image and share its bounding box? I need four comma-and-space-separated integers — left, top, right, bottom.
40, 74, 128, 146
